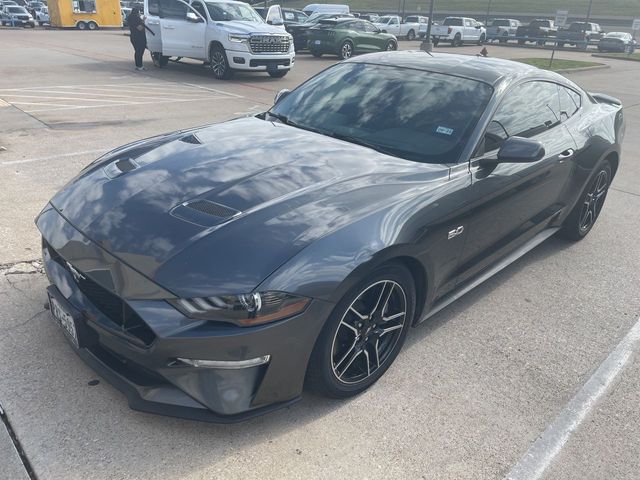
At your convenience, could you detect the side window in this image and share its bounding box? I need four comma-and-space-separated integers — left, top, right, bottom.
148, 0, 160, 16
364, 21, 378, 33
159, 0, 187, 19
558, 85, 581, 119
389, 17, 398, 25
283, 11, 294, 21
191, 1, 206, 19
464, 19, 472, 27
481, 81, 561, 153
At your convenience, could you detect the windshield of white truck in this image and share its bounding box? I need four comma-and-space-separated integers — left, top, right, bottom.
206, 2, 263, 22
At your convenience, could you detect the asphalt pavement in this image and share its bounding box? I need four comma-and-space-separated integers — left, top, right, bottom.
1, 28, 639, 480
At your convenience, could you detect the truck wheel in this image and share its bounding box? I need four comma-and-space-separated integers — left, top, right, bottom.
339, 40, 354, 60
87, 21, 98, 30
499, 32, 508, 43
433, 38, 439, 47
517, 39, 525, 45
268, 70, 288, 78
209, 45, 233, 80
406, 29, 415, 40
453, 33, 462, 47
477, 33, 486, 45
76, 21, 86, 30
537, 39, 545, 46
152, 52, 169, 68
557, 41, 565, 48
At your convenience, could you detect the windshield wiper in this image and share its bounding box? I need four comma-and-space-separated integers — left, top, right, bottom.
266, 112, 326, 135
326, 132, 400, 158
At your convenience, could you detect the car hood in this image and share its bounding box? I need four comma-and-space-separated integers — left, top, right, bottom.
48, 117, 447, 298
217, 20, 288, 35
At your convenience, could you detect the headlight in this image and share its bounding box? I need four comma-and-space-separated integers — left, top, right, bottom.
169, 291, 310, 326
229, 33, 250, 43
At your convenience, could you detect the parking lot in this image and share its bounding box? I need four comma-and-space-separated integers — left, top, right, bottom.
1, 27, 640, 480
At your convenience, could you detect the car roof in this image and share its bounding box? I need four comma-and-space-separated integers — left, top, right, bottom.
346, 51, 565, 87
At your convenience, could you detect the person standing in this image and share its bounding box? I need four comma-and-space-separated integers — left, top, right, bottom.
127, 7, 147, 71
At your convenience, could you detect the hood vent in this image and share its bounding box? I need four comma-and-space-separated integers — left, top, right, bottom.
180, 134, 202, 145
171, 200, 240, 227
186, 200, 239, 218
115, 158, 137, 172
103, 157, 138, 179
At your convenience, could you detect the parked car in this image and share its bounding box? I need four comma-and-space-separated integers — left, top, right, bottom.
0, 0, 19, 8
144, 0, 295, 79
431, 17, 486, 46
121, 6, 131, 26
302, 3, 349, 16
373, 15, 419, 40
597, 31, 636, 53
405, 15, 428, 39
516, 19, 557, 45
487, 18, 521, 42
557, 22, 604, 49
1, 5, 35, 26
36, 52, 623, 422
286, 12, 351, 51
358, 13, 378, 22
35, 4, 48, 24
308, 18, 397, 59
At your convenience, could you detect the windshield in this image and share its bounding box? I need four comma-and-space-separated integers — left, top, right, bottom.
491, 19, 510, 26
568, 22, 586, 31
8, 6, 26, 13
606, 32, 627, 38
205, 2, 263, 22
268, 63, 492, 164
530, 20, 549, 28
443, 18, 463, 26
376, 16, 392, 23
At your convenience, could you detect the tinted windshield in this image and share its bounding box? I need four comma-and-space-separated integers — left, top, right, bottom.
377, 16, 392, 23
205, 2, 263, 22
269, 63, 492, 164
491, 19, 510, 26
443, 18, 463, 26
7, 6, 26, 12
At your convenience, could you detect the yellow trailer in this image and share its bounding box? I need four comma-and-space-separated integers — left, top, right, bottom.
48, 0, 122, 30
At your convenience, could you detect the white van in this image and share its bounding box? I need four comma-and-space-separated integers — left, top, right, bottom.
302, 3, 349, 16
145, 0, 295, 79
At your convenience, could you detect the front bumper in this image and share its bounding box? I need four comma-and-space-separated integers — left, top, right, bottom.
225, 49, 295, 72
36, 205, 332, 422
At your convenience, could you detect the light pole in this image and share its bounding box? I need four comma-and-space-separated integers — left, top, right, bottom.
420, 0, 436, 52
485, 0, 492, 26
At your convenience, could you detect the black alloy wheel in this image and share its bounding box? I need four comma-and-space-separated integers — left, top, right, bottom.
306, 263, 415, 398
209, 45, 233, 80
560, 160, 612, 240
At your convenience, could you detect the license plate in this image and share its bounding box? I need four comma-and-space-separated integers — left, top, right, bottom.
48, 291, 79, 348
314, 40, 321, 45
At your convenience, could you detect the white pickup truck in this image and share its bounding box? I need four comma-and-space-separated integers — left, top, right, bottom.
144, 0, 295, 79
373, 15, 420, 40
430, 16, 486, 46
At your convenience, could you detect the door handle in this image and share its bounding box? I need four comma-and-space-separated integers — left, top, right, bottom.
558, 149, 574, 160
163, 25, 175, 29
147, 19, 159, 25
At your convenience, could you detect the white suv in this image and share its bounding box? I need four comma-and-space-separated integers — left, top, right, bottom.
145, 0, 295, 79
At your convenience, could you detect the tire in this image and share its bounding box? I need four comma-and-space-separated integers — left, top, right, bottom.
557, 42, 565, 48
518, 39, 525, 45
559, 160, 612, 241
537, 39, 545, 46
306, 263, 416, 398
87, 21, 98, 30
268, 69, 288, 78
209, 44, 233, 80
499, 32, 508, 43
310, 49, 322, 58
477, 33, 486, 45
433, 38, 439, 47
453, 33, 462, 47
386, 40, 397, 51
76, 21, 86, 30
406, 29, 415, 40
339, 40, 354, 60
151, 52, 169, 67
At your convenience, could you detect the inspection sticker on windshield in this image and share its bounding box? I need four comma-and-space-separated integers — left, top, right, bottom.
436, 126, 454, 136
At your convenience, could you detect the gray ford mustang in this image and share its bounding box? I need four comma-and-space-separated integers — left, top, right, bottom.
37, 52, 624, 422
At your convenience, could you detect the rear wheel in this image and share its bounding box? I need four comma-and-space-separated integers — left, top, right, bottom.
306, 263, 416, 398
433, 38, 439, 47
406, 29, 415, 40
518, 39, 525, 45
87, 21, 98, 30
310, 49, 323, 57
499, 32, 508, 43
560, 160, 612, 241
339, 40, 354, 60
477, 33, 486, 45
209, 44, 233, 80
76, 21, 86, 30
453, 33, 462, 46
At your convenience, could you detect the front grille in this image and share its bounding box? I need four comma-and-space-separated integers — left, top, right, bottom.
45, 240, 156, 346
249, 35, 291, 54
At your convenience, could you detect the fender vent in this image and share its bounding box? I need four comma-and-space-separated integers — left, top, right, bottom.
115, 158, 137, 172
180, 134, 202, 145
186, 200, 239, 218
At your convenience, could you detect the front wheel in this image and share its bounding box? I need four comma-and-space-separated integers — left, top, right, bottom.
306, 263, 416, 398
477, 33, 486, 45
560, 160, 612, 241
76, 21, 86, 30
209, 45, 233, 80
406, 29, 415, 40
310, 49, 323, 58
339, 40, 354, 60
386, 40, 397, 51
151, 52, 169, 67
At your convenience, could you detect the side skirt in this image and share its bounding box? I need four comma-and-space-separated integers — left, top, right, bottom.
417, 227, 560, 324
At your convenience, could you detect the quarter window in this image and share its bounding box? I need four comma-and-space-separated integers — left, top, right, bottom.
558, 85, 581, 119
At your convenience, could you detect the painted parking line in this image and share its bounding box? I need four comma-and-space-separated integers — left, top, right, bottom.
506, 315, 640, 480
0, 149, 108, 167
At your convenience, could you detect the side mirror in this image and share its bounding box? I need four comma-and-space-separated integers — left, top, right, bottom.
475, 25, 481, 29
274, 88, 291, 104
497, 136, 545, 163
186, 11, 202, 23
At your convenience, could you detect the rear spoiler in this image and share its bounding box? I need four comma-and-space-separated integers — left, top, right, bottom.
590, 92, 622, 106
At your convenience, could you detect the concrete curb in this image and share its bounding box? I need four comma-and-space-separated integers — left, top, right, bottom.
553, 64, 610, 73
591, 53, 640, 62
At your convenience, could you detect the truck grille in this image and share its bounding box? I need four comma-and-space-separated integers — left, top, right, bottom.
249, 35, 291, 54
